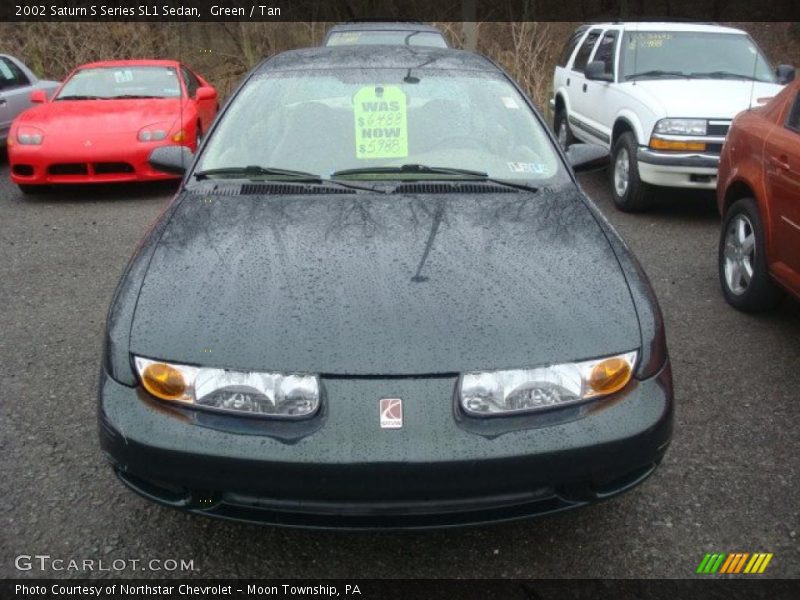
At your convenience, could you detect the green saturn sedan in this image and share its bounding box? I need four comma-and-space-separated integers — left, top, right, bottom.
98, 45, 673, 528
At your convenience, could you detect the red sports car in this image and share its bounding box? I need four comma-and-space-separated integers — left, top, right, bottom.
8, 59, 217, 193
717, 77, 800, 311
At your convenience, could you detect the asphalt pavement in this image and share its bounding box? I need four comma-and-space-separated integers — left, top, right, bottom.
1, 158, 798, 578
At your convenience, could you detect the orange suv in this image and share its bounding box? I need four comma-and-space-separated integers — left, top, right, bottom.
717, 78, 800, 311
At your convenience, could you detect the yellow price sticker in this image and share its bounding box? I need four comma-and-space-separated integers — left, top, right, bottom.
629, 32, 673, 50
329, 32, 361, 46
353, 85, 408, 159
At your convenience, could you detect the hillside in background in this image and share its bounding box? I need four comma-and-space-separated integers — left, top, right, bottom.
2, 21, 798, 113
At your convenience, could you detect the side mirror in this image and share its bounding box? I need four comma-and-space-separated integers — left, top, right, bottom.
148, 146, 194, 175
585, 60, 614, 83
776, 64, 795, 84
566, 143, 610, 173
30, 89, 46, 103
196, 86, 217, 101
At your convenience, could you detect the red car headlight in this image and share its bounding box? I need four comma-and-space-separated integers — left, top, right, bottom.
137, 123, 171, 142
16, 126, 45, 145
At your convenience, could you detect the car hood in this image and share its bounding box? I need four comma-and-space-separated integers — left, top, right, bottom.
129, 186, 641, 375
15, 98, 184, 136
623, 79, 784, 119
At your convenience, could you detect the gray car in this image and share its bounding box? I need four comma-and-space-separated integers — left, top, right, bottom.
323, 21, 450, 48
0, 54, 59, 145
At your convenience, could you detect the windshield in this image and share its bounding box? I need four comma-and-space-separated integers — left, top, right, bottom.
621, 32, 776, 82
56, 66, 182, 99
197, 68, 565, 184
326, 31, 448, 48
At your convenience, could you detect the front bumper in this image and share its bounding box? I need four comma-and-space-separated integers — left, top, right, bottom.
8, 139, 183, 185
637, 148, 720, 189
98, 362, 673, 529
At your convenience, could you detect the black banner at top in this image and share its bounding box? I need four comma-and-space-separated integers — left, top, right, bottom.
3, 0, 800, 22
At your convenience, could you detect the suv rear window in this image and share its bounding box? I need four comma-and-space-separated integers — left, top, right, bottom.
572, 29, 602, 73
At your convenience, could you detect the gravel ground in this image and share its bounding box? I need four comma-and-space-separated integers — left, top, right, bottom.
0, 159, 798, 579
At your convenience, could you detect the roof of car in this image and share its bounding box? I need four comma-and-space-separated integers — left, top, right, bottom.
327, 21, 444, 34
77, 59, 182, 69
260, 46, 495, 73
593, 22, 746, 34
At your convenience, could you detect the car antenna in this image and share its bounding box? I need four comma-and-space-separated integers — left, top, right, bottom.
746, 40, 759, 111
404, 68, 420, 83
404, 31, 421, 46
179, 25, 186, 170
405, 57, 436, 84
631, 23, 639, 86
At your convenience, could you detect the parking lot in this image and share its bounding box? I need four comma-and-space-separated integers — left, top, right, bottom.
0, 154, 798, 578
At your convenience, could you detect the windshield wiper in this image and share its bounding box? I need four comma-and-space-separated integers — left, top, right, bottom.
331, 164, 538, 192
55, 95, 106, 101
193, 165, 387, 193
332, 164, 489, 178
109, 94, 168, 99
689, 71, 759, 81
625, 70, 689, 80
194, 166, 322, 181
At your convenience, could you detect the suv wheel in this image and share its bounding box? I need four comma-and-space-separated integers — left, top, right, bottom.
719, 197, 783, 311
554, 109, 575, 150
610, 132, 652, 212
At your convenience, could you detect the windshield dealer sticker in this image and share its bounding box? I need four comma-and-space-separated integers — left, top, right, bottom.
508, 162, 546, 174
354, 85, 408, 159
501, 96, 519, 109
330, 32, 361, 45
113, 69, 134, 83
628, 32, 673, 50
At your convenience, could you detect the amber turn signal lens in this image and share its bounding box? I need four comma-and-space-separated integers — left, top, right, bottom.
587, 357, 632, 396
172, 130, 186, 142
649, 138, 706, 152
142, 363, 188, 401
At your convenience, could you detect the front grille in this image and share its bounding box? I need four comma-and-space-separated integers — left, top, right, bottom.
48, 163, 88, 175
12, 164, 34, 176
94, 162, 134, 174
240, 183, 354, 195
707, 121, 731, 137
393, 182, 516, 194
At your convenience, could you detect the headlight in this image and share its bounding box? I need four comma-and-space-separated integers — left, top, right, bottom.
137, 123, 171, 142
134, 356, 320, 418
16, 126, 45, 145
653, 118, 707, 136
459, 351, 637, 416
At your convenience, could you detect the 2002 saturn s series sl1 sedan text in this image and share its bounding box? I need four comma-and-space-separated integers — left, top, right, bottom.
98, 46, 673, 528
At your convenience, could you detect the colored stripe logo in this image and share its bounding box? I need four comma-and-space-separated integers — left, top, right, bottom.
696, 552, 773, 574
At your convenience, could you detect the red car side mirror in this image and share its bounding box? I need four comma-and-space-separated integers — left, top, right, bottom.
196, 86, 217, 101
30, 89, 46, 103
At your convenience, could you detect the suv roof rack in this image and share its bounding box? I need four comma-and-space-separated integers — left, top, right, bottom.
613, 19, 721, 24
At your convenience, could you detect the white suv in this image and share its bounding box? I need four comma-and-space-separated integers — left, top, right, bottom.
551, 22, 793, 211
